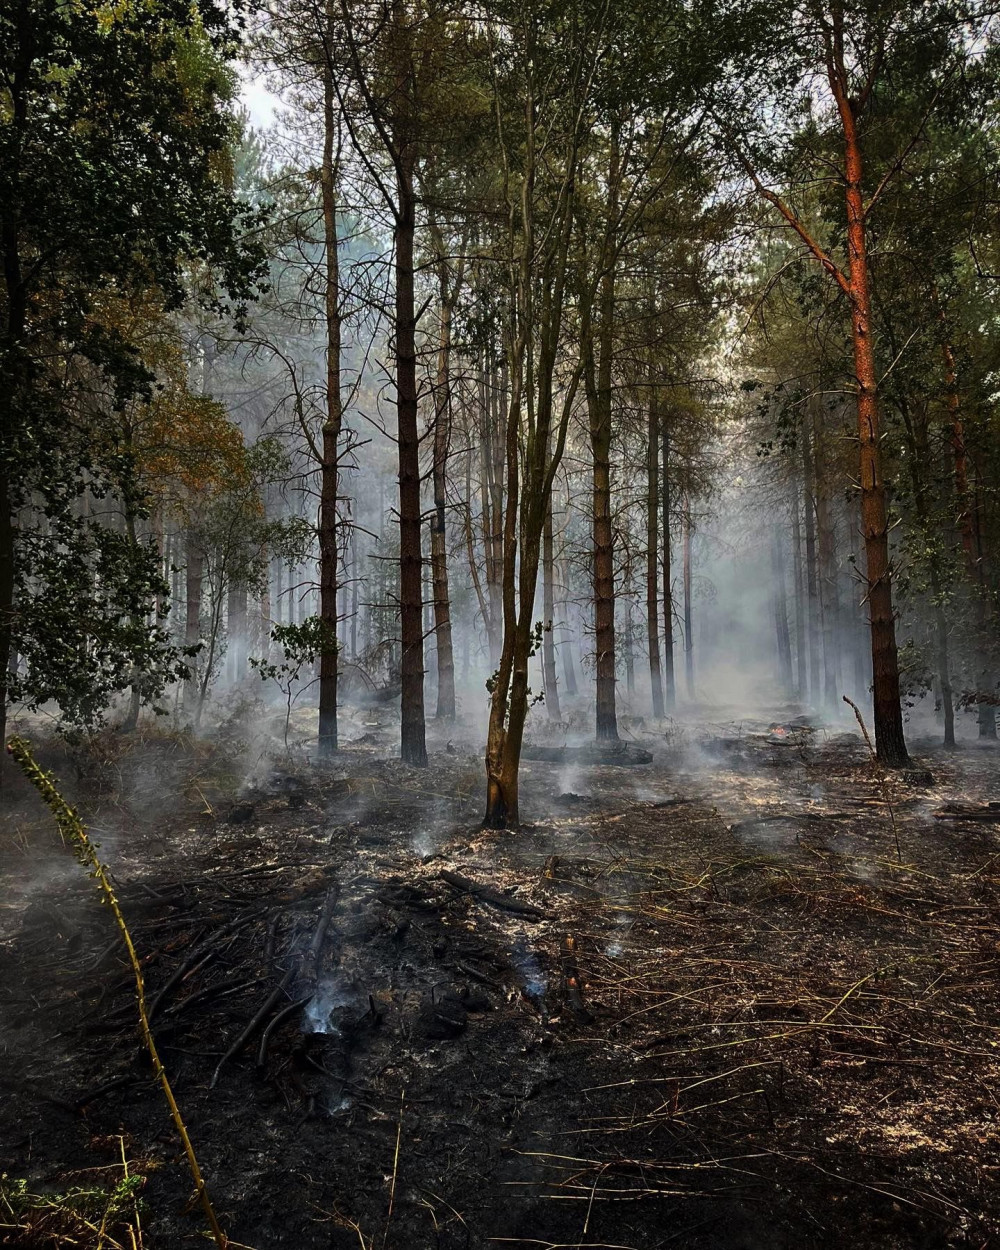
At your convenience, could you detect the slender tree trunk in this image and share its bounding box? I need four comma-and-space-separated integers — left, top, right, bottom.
560, 558, 578, 697
813, 418, 839, 709
802, 425, 821, 704
791, 482, 807, 701
661, 413, 675, 708
482, 360, 504, 668
542, 486, 561, 719
829, 46, 908, 765
350, 527, 358, 662
771, 533, 793, 696
259, 547, 271, 662
430, 240, 456, 720
585, 138, 619, 743
317, 54, 342, 757
646, 384, 664, 718
943, 334, 995, 738
395, 145, 427, 765
899, 394, 955, 747
682, 501, 693, 700
0, 188, 26, 764
588, 368, 618, 740
227, 580, 247, 684
184, 536, 203, 711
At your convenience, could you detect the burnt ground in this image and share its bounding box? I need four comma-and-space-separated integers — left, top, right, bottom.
3, 704, 1000, 1249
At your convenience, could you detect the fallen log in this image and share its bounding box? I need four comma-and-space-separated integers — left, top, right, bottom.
439, 870, 548, 921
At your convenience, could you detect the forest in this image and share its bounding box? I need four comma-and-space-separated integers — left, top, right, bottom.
4, 0, 1000, 1247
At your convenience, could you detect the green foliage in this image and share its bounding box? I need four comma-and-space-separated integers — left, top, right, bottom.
11, 519, 190, 728
0, 1170, 146, 1244
1, 0, 267, 729
250, 617, 338, 688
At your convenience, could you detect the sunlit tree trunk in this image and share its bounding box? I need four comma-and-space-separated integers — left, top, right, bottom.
827, 30, 908, 765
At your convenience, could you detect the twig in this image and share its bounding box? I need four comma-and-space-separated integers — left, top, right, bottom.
382, 1088, 405, 1250
256, 996, 311, 1069
210, 969, 294, 1088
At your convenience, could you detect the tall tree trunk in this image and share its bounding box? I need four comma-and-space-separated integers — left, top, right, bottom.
682, 501, 694, 700
898, 394, 955, 747
585, 138, 619, 743
943, 333, 995, 738
828, 42, 908, 765
184, 536, 203, 712
481, 359, 505, 668
560, 558, 578, 697
771, 533, 793, 696
350, 526, 359, 662
646, 385, 664, 718
259, 546, 271, 662
802, 424, 821, 704
430, 234, 456, 720
661, 413, 675, 709
227, 580, 247, 684
813, 415, 840, 709
542, 486, 561, 719
317, 52, 342, 757
395, 146, 427, 765
791, 482, 807, 701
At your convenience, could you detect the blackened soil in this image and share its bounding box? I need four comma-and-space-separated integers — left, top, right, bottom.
3, 719, 1000, 1248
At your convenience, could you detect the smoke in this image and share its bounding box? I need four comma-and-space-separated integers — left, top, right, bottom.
303, 975, 355, 1034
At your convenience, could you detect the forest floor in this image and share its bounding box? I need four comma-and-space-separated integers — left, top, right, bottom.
2, 700, 1000, 1249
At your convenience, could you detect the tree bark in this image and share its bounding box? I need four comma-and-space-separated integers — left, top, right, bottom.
584, 136, 620, 743
791, 481, 807, 701
802, 422, 821, 704
184, 536, 204, 712
661, 412, 675, 709
318, 48, 342, 758
560, 558, 578, 697
828, 31, 908, 765
771, 534, 793, 696
682, 501, 693, 700
943, 333, 995, 738
429, 223, 456, 720
542, 486, 561, 719
227, 580, 247, 684
395, 144, 427, 766
813, 411, 840, 710
646, 384, 664, 718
